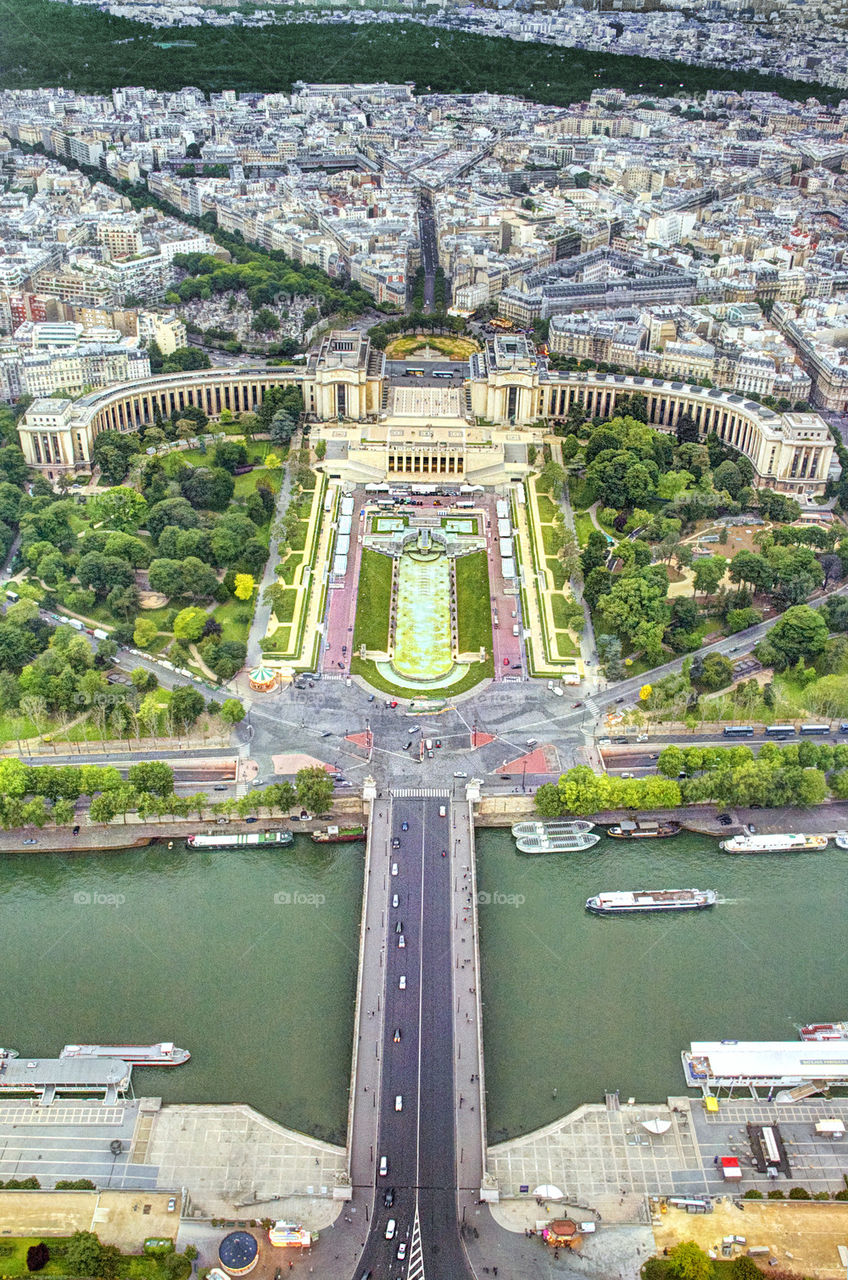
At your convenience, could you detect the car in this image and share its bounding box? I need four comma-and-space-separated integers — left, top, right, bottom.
392, 836, 400, 849
453, 771, 468, 778
718, 815, 732, 826
615, 697, 625, 704
636, 733, 648, 742
840, 723, 848, 733
368, 694, 375, 702
572, 701, 583, 708
379, 1156, 388, 1176
385, 1219, 396, 1241
391, 863, 398, 876
395, 919, 403, 932
321, 730, 332, 738
213, 784, 228, 791
403, 742, 412, 750
398, 934, 405, 948
621, 772, 635, 779
427, 749, 434, 758
245, 816, 258, 823
511, 663, 521, 669
392, 893, 399, 908
503, 657, 510, 666
167, 1197, 177, 1212
399, 975, 406, 990
22, 838, 38, 845
395, 1095, 403, 1111
552, 686, 563, 696
397, 1243, 407, 1262
614, 737, 628, 744
401, 821, 409, 831
389, 700, 398, 708
383, 1188, 395, 1208
393, 1026, 401, 1042
435, 739, 441, 748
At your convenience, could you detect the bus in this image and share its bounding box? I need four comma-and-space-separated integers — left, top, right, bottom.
405, 368, 425, 377
800, 723, 830, 736
432, 370, 453, 379
765, 725, 796, 737
723, 725, 754, 736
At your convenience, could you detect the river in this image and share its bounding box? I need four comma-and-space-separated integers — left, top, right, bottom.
1, 828, 845, 1147
0, 838, 363, 1146
476, 827, 848, 1143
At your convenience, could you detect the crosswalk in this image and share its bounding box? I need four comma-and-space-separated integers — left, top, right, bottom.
406, 1206, 425, 1280
389, 787, 451, 798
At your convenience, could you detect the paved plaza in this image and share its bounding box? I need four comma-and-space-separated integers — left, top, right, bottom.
488, 1096, 848, 1211
146, 1104, 347, 1219
389, 385, 465, 419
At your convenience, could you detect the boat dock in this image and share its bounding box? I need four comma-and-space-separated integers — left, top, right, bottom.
0, 1056, 132, 1104
682, 1040, 848, 1097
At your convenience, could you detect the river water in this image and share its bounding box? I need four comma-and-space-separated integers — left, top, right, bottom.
1, 829, 845, 1146
0, 838, 363, 1146
477, 826, 848, 1142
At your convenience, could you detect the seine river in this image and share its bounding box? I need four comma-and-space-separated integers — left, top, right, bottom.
1, 829, 845, 1144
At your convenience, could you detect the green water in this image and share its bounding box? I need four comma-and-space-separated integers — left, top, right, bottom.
3, 829, 847, 1149
477, 827, 848, 1143
0, 839, 362, 1145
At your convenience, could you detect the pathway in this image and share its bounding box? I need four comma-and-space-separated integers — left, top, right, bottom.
245, 434, 298, 670
551, 440, 597, 685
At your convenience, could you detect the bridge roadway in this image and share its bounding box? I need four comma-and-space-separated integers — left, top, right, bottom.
347, 792, 483, 1280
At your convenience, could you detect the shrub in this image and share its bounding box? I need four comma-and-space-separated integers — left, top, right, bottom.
767, 1189, 784, 1198
788, 1186, 810, 1199
742, 1189, 763, 1199
27, 1243, 50, 1272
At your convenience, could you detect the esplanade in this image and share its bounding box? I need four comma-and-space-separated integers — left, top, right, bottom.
18, 330, 835, 496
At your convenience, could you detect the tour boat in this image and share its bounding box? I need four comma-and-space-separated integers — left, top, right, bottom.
720, 833, 828, 853
511, 820, 599, 853
586, 889, 717, 915
800, 1022, 848, 1041
60, 1042, 190, 1066
187, 830, 294, 848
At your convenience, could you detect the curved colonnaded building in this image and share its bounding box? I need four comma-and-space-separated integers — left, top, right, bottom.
18, 331, 835, 497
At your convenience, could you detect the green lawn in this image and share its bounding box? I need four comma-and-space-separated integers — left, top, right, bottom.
547, 558, 567, 589
455, 551, 493, 654
268, 587, 297, 624
212, 597, 254, 645
353, 548, 393, 651
350, 654, 493, 698
572, 511, 595, 549
0, 1239, 186, 1280
536, 494, 558, 522
539, 522, 562, 556
551, 596, 581, 629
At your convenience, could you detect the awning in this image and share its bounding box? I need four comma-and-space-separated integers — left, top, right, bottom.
642, 1117, 672, 1135
532, 1184, 564, 1200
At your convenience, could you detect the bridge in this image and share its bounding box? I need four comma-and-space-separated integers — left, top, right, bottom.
346, 787, 487, 1278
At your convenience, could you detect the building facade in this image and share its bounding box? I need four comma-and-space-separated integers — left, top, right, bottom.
18, 331, 835, 495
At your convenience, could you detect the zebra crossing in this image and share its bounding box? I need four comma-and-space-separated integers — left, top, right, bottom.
405, 1206, 425, 1280
389, 787, 450, 798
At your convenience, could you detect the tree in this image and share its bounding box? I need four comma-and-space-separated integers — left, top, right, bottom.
695, 652, 734, 691
78, 552, 135, 599
581, 530, 609, 577
534, 782, 564, 817
65, 1232, 105, 1278
692, 555, 726, 599
133, 617, 159, 649
173, 607, 208, 643
214, 441, 248, 473
296, 765, 334, 814
767, 605, 828, 669
147, 497, 198, 542
180, 466, 234, 512
220, 698, 246, 725
88, 486, 148, 533
675, 412, 699, 444
667, 1241, 712, 1280
169, 684, 205, 729
148, 558, 186, 598
713, 459, 742, 498
233, 573, 256, 601
128, 761, 175, 796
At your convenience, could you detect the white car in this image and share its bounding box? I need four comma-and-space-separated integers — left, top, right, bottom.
551, 685, 564, 697
453, 771, 468, 778
398, 934, 405, 948
621, 771, 635, 779
399, 975, 406, 990
391, 862, 398, 876
397, 1243, 407, 1261
385, 1219, 396, 1240
392, 893, 399, 907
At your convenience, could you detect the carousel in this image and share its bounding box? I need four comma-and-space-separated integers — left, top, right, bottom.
248, 663, 278, 693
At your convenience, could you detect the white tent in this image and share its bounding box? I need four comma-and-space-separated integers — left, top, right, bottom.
532, 1184, 564, 1201
642, 1117, 672, 1135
